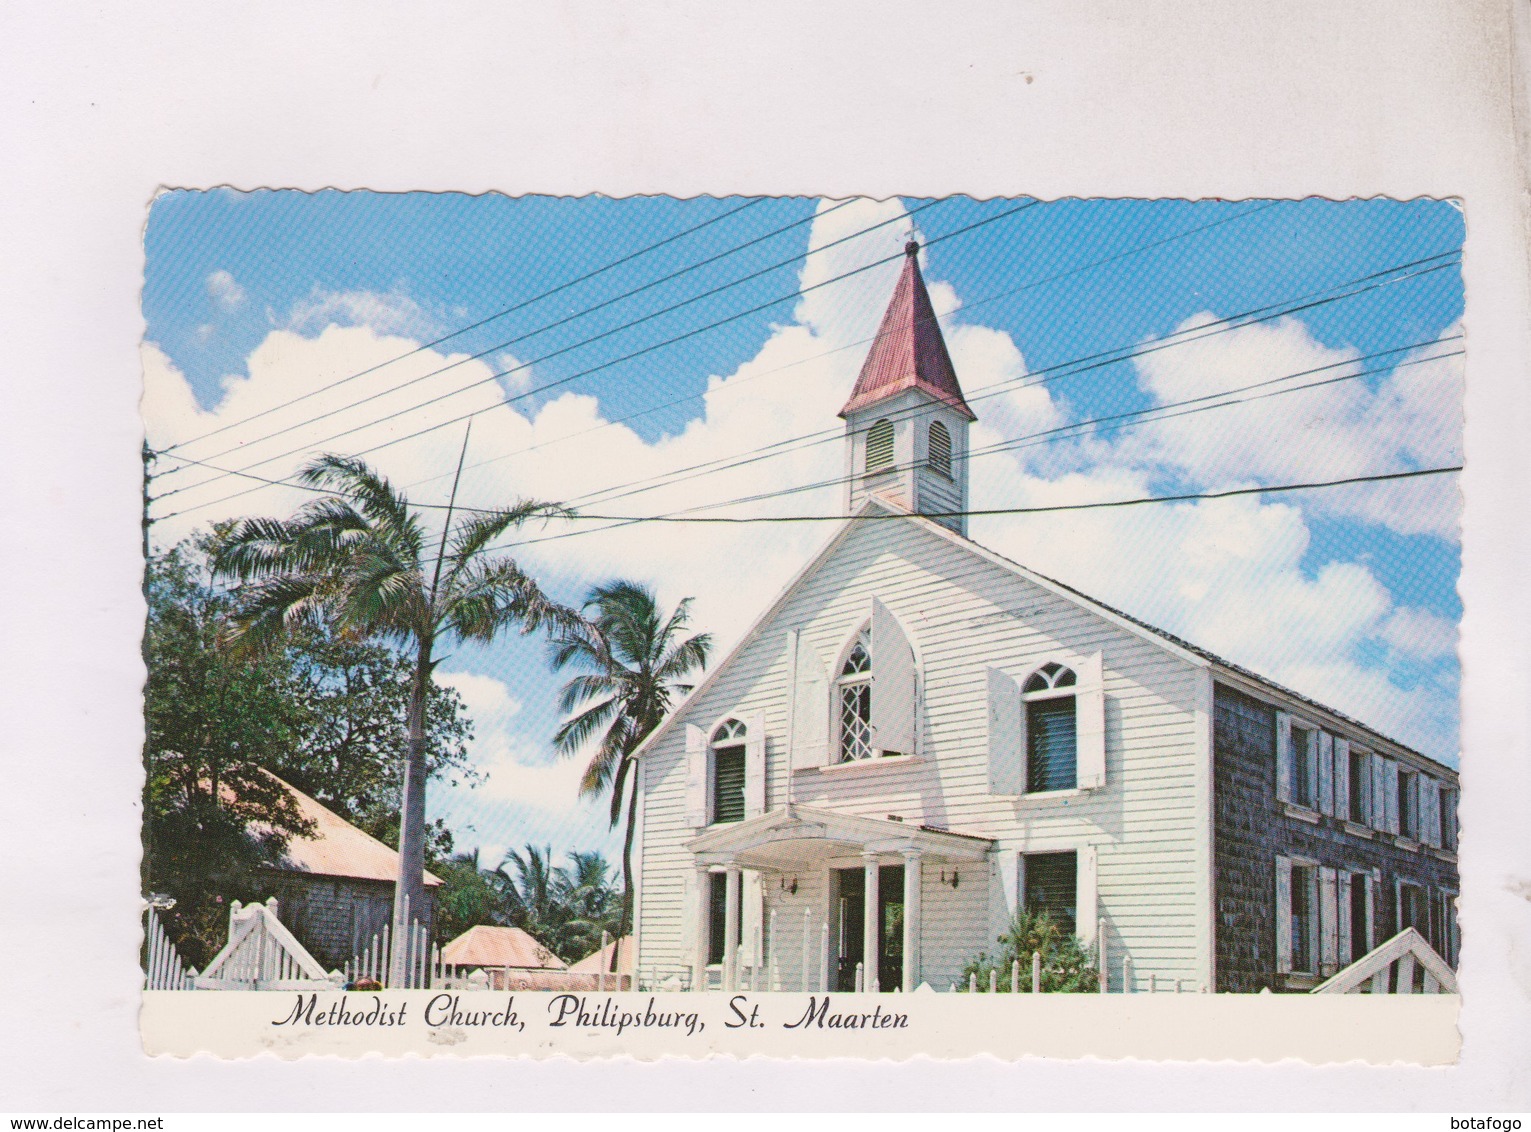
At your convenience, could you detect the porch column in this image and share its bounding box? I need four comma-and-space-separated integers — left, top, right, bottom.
901, 848, 923, 992
693, 864, 711, 992
863, 851, 881, 992
723, 863, 742, 993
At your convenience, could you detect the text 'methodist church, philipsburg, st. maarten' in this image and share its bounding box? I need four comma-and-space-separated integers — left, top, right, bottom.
626, 241, 1460, 996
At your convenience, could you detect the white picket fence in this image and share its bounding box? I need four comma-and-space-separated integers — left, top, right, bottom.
194, 898, 345, 991
343, 893, 456, 989
143, 906, 196, 990
1312, 927, 1458, 994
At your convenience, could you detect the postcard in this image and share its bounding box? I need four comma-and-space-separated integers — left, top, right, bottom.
136, 192, 1465, 1062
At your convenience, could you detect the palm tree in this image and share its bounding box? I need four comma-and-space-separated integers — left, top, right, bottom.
550, 581, 711, 935
211, 453, 573, 981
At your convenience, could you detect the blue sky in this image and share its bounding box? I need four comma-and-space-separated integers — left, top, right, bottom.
141, 193, 1464, 866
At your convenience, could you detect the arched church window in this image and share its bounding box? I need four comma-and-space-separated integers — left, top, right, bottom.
865, 419, 895, 473
710, 719, 747, 824
838, 628, 874, 761
927, 420, 952, 478
1023, 662, 1077, 791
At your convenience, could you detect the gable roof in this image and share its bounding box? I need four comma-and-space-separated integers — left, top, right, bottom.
440, 924, 565, 970
631, 498, 1448, 775
838, 241, 975, 421
569, 935, 634, 976
259, 772, 444, 887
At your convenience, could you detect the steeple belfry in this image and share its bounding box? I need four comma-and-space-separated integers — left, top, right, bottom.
839, 240, 975, 535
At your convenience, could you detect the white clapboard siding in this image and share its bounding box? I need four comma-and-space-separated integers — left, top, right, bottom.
636, 515, 1207, 988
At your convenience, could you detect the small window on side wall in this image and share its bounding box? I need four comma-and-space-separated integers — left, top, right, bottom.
710, 719, 747, 824
1024, 663, 1078, 792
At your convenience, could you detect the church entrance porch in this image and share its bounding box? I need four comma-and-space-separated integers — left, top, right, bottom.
681, 804, 992, 993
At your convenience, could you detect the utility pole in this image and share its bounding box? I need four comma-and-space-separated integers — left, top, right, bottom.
142, 441, 154, 561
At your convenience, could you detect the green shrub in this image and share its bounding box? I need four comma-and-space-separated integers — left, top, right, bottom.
958, 910, 1099, 992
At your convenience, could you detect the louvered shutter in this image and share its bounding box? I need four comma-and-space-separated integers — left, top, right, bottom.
742, 711, 766, 819
1370, 754, 1387, 828
1275, 856, 1293, 973
1076, 652, 1106, 789
1319, 867, 1339, 974
1337, 871, 1354, 965
1076, 846, 1099, 948
1383, 759, 1401, 834
1366, 870, 1379, 953
1275, 713, 1294, 803
684, 724, 707, 828
1334, 738, 1351, 821
870, 597, 916, 757
788, 631, 830, 770
1423, 778, 1442, 847
987, 666, 1023, 794
739, 871, 763, 968
1318, 732, 1335, 815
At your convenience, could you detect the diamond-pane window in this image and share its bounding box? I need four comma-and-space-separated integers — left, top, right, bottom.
838, 629, 874, 762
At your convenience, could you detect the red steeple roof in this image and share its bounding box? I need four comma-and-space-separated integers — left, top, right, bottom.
838, 241, 975, 421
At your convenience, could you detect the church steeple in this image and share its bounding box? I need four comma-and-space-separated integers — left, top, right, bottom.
840, 240, 974, 535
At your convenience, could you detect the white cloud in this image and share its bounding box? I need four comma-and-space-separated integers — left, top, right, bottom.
206, 269, 246, 310
1120, 315, 1463, 538
1379, 605, 1458, 663
284, 284, 449, 341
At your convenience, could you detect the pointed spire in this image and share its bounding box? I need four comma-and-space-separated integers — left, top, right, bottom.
839, 240, 975, 421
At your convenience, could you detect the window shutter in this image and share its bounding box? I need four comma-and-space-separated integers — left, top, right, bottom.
684, 724, 707, 828
742, 712, 766, 819
1275, 713, 1294, 803
1337, 872, 1353, 965
1366, 870, 1379, 954
1319, 867, 1339, 975
1383, 759, 1401, 834
1334, 738, 1350, 820
870, 597, 916, 757
788, 631, 830, 770
1075, 652, 1107, 789
1422, 778, 1441, 847
1317, 732, 1335, 816
1076, 846, 1099, 948
1370, 754, 1387, 829
986, 666, 1023, 794
1275, 856, 1293, 974
739, 871, 763, 968
679, 870, 698, 958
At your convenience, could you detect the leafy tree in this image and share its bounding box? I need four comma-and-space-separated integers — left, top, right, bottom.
212, 454, 573, 981
490, 843, 622, 964
958, 909, 1100, 993
431, 848, 514, 943
142, 536, 475, 966
550, 581, 710, 935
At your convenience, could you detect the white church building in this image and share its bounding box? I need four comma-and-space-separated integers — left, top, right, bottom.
628, 242, 1459, 994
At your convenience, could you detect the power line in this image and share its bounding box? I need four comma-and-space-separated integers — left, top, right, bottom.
545, 252, 1461, 518
668, 339, 1465, 518
160, 196, 926, 480
542, 466, 1465, 525
159, 196, 772, 455
391, 201, 1286, 499
152, 200, 1040, 520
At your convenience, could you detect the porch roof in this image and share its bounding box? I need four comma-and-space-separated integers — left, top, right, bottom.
684, 805, 993, 869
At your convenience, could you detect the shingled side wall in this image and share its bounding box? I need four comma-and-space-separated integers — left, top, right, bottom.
1212, 683, 1459, 993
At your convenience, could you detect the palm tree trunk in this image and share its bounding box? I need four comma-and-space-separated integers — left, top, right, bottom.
620, 760, 639, 939
391, 641, 432, 985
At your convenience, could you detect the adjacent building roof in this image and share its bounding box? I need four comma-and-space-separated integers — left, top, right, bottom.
441, 924, 566, 970
262, 773, 444, 887
569, 935, 635, 977
838, 241, 976, 421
